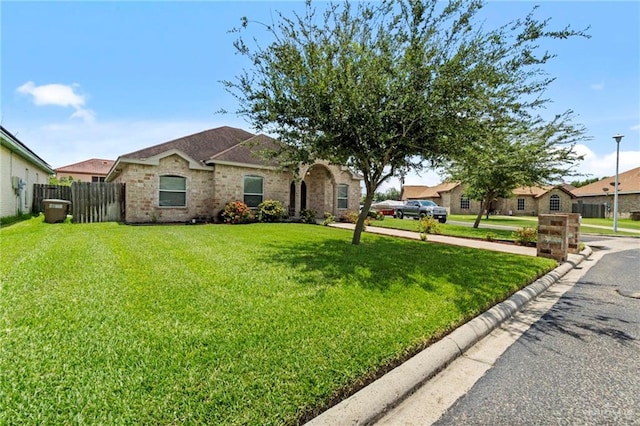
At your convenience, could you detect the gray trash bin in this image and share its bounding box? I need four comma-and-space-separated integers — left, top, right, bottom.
43, 199, 71, 223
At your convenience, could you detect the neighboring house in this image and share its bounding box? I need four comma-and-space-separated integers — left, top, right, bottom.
494, 184, 576, 216
1, 125, 55, 218
106, 126, 363, 223
401, 182, 483, 214
400, 182, 576, 216
571, 166, 640, 218
55, 158, 115, 183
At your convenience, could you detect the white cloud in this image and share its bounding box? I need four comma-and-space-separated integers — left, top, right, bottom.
17, 81, 95, 123
70, 108, 96, 123
589, 82, 604, 91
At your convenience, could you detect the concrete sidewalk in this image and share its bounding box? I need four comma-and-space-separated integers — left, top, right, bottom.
305, 224, 591, 425
329, 222, 537, 256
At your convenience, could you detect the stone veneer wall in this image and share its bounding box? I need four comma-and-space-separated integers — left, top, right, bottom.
212, 163, 293, 217
113, 156, 363, 223
537, 189, 574, 215
495, 195, 539, 216
446, 185, 483, 215
113, 154, 215, 223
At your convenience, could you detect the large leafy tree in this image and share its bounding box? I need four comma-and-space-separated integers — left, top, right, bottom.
441, 111, 588, 228
223, 0, 587, 244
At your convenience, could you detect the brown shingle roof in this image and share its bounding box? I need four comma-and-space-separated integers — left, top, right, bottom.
512, 186, 551, 197
55, 158, 114, 175
401, 182, 460, 199
122, 126, 256, 162
571, 166, 640, 196
209, 134, 281, 167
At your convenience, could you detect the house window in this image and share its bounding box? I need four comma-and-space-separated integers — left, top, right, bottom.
159, 175, 186, 207
337, 184, 349, 209
517, 198, 525, 211
549, 194, 560, 211
460, 196, 470, 210
244, 175, 264, 208
92, 176, 106, 183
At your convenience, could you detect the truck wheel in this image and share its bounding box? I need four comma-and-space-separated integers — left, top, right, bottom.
439, 218, 447, 223
395, 211, 403, 219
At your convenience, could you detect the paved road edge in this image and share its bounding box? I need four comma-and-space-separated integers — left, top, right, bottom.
305, 246, 593, 426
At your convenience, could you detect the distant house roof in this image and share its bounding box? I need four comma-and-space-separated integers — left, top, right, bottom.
106, 126, 292, 181
512, 184, 576, 199
55, 159, 114, 175
401, 182, 460, 199
571, 166, 640, 196
0, 125, 55, 174
403, 182, 576, 200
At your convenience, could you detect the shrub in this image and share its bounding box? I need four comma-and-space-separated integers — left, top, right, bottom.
299, 208, 317, 224
485, 232, 498, 242
257, 199, 286, 223
322, 212, 335, 226
221, 201, 256, 224
418, 216, 441, 235
367, 210, 384, 221
512, 227, 537, 246
341, 211, 360, 224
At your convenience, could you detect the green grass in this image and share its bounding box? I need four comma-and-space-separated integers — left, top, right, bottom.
580, 217, 640, 231
1, 216, 556, 424
446, 214, 640, 236
371, 217, 517, 241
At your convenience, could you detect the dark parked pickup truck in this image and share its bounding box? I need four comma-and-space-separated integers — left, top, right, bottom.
394, 200, 448, 223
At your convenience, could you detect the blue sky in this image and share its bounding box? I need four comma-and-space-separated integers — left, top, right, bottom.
2, 1, 638, 191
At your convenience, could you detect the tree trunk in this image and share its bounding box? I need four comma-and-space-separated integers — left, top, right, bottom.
473, 197, 492, 228
352, 191, 374, 245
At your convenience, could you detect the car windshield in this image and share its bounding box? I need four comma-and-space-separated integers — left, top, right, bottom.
419, 200, 437, 207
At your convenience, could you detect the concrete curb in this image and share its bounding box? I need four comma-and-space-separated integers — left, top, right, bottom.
305, 246, 593, 426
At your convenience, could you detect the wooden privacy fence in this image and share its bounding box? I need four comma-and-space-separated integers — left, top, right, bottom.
572, 202, 605, 219
32, 184, 72, 214
32, 182, 125, 223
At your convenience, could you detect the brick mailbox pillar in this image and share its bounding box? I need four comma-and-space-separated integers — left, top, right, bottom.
537, 214, 569, 262
566, 213, 581, 254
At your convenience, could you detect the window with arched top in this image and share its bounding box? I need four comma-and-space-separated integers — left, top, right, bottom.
159, 175, 186, 207
549, 194, 560, 211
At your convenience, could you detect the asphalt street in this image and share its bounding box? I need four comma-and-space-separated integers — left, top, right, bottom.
432, 237, 639, 425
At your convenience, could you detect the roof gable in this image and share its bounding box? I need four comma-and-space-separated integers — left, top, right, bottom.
55, 158, 114, 174
401, 182, 460, 199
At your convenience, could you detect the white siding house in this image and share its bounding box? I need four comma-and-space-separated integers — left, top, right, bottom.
1, 126, 55, 218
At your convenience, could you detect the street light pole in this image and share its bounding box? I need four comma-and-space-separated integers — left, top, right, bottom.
612, 134, 624, 232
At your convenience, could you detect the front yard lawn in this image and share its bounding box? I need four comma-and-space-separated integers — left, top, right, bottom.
1, 217, 556, 424
371, 217, 517, 241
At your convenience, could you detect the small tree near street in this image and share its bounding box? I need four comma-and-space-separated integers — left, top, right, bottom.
223, 0, 588, 244
441, 111, 588, 228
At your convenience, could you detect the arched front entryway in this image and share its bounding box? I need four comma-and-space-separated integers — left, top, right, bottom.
302, 165, 335, 217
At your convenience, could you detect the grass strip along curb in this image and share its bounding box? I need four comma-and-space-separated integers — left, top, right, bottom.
306, 246, 593, 425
